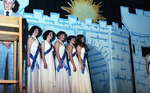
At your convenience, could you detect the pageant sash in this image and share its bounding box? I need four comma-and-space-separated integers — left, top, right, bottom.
44, 45, 53, 56
57, 50, 68, 72
81, 53, 87, 74
67, 52, 76, 62
30, 44, 40, 72
67, 52, 77, 76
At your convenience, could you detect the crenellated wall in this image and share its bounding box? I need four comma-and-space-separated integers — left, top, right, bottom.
22, 6, 150, 93
120, 6, 150, 35
22, 9, 135, 93
1, 0, 150, 92
23, 10, 112, 93
121, 6, 150, 93
110, 23, 133, 93
130, 33, 150, 93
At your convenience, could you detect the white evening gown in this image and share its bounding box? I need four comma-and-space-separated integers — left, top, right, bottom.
40, 40, 56, 93
69, 45, 82, 93
27, 37, 41, 93
55, 41, 70, 93
79, 48, 92, 93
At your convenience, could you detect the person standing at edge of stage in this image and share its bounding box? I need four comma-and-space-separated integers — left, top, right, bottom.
145, 52, 150, 75
40, 30, 56, 93
76, 34, 92, 93
54, 31, 71, 93
0, 0, 20, 93
67, 35, 82, 93
27, 26, 42, 93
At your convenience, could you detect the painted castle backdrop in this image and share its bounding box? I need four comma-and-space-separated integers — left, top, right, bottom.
1, 0, 150, 92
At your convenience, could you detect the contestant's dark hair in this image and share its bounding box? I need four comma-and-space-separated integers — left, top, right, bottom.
76, 34, 88, 51
29, 26, 42, 38
67, 35, 76, 43
56, 31, 67, 40
43, 30, 56, 41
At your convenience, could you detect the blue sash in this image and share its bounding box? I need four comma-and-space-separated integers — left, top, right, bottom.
57, 50, 68, 72
81, 53, 87, 74
44, 44, 53, 56
67, 52, 76, 62
30, 44, 40, 72
67, 52, 77, 76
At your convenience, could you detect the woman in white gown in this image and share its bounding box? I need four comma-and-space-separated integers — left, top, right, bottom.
54, 31, 71, 93
27, 26, 42, 93
76, 34, 92, 93
67, 35, 81, 93
40, 30, 56, 93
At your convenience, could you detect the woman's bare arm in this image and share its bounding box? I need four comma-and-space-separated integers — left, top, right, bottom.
67, 45, 76, 72
41, 41, 47, 69
27, 37, 33, 67
77, 45, 84, 70
54, 41, 63, 68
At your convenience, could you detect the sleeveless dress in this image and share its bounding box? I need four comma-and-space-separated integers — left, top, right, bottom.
27, 37, 41, 93
40, 40, 56, 93
80, 48, 92, 93
55, 40, 71, 93
68, 45, 81, 93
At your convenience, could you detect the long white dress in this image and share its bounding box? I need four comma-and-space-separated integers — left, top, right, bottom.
55, 40, 71, 93
80, 48, 92, 93
27, 37, 41, 93
69, 45, 81, 93
40, 41, 56, 93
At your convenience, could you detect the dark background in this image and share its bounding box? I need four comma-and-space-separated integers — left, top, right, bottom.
25, 0, 149, 25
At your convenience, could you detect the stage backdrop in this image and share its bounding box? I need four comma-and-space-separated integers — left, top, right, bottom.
1, 0, 150, 93
22, 9, 134, 93
121, 6, 150, 93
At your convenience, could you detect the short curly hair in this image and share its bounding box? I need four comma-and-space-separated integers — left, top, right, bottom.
56, 31, 67, 39
43, 30, 56, 41
67, 35, 76, 43
29, 26, 42, 38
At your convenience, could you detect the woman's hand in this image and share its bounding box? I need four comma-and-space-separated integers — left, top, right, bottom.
44, 61, 48, 69
73, 65, 77, 72
59, 63, 63, 68
27, 60, 31, 67
81, 64, 84, 71
55, 41, 63, 69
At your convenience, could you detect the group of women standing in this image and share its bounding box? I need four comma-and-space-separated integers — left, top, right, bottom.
27, 26, 92, 93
